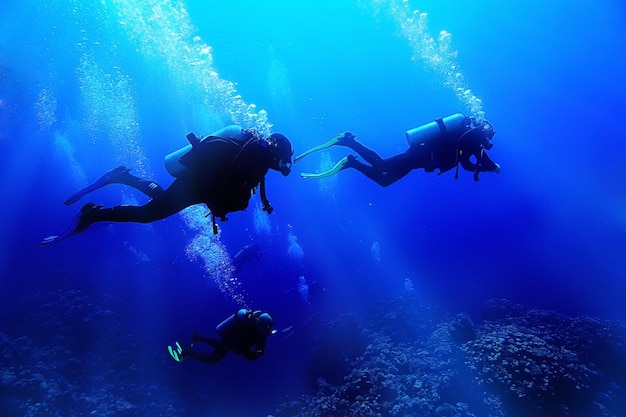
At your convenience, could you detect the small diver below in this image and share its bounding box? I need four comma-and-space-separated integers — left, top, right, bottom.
232, 243, 262, 274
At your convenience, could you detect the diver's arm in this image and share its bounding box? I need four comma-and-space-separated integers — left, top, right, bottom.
242, 331, 267, 360
459, 148, 500, 173
457, 128, 488, 172
242, 350, 263, 360
255, 335, 267, 353
242, 338, 265, 361
458, 150, 477, 172
259, 177, 273, 214
476, 150, 500, 173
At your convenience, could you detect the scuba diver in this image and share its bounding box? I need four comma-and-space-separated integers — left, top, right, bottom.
283, 275, 327, 305
232, 243, 262, 274
167, 309, 277, 364
40, 126, 294, 247
295, 113, 500, 185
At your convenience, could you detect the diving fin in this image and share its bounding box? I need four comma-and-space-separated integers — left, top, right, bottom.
294, 133, 345, 163
39, 203, 102, 248
167, 341, 184, 362
63, 166, 131, 205
300, 155, 352, 179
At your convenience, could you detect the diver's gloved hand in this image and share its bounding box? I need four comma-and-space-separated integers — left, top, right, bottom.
262, 199, 274, 214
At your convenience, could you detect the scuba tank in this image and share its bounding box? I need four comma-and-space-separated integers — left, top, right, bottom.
164, 125, 244, 177
405, 113, 469, 147
215, 309, 249, 336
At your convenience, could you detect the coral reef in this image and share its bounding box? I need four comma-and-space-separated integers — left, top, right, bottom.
2, 282, 624, 417
463, 299, 626, 417
0, 285, 186, 417
274, 296, 626, 417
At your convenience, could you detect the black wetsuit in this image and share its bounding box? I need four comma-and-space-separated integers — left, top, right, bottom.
184, 313, 269, 364
343, 127, 499, 186
81, 136, 274, 227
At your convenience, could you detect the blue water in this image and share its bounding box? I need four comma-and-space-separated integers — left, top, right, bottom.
1, 0, 626, 416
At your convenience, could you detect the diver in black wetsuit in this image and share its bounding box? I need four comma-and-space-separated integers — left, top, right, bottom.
40, 126, 294, 247
167, 309, 276, 364
296, 114, 500, 186
232, 243, 261, 274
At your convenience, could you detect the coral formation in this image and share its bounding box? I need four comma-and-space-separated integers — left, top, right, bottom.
274, 296, 626, 417
2, 284, 624, 417
0, 285, 186, 417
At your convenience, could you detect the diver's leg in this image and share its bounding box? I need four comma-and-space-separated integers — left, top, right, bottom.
185, 345, 229, 365
62, 179, 197, 236
343, 151, 418, 187
294, 133, 386, 165
41, 178, 199, 247
112, 170, 165, 198
192, 333, 221, 348
64, 166, 165, 205
81, 178, 198, 225
344, 157, 411, 187
64, 166, 129, 205
300, 150, 416, 183
337, 137, 384, 167
185, 334, 229, 364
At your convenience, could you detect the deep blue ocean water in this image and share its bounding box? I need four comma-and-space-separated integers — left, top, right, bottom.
1, 1, 626, 416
